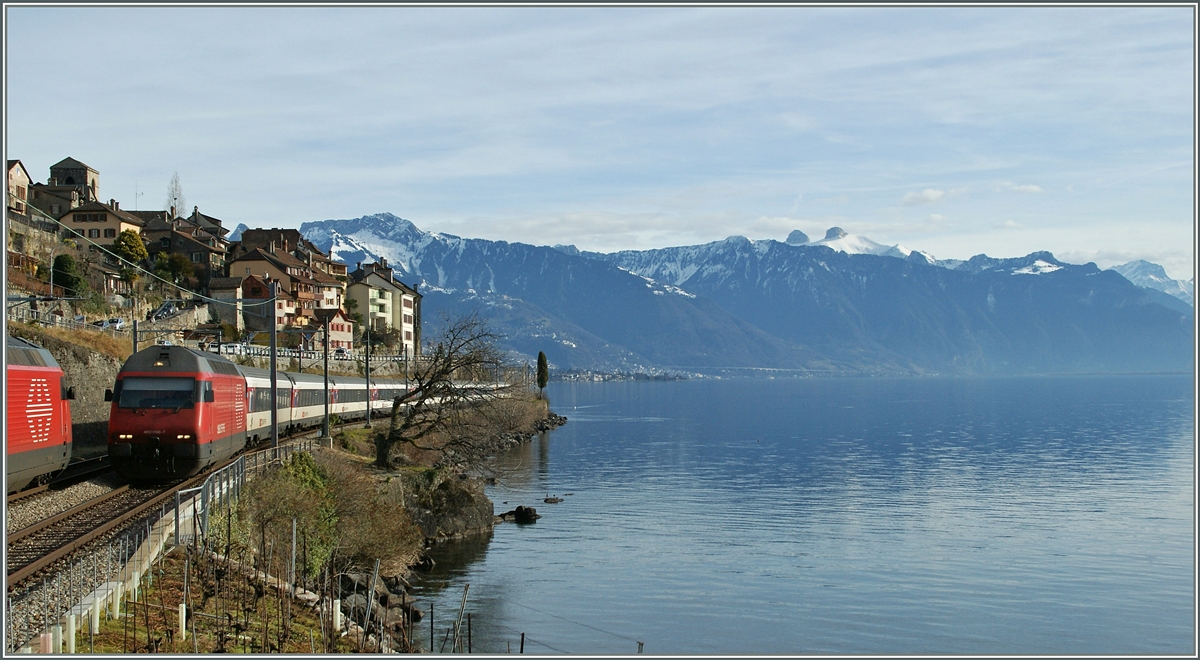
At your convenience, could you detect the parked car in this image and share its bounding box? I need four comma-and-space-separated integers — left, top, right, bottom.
221, 342, 249, 355
334, 347, 349, 358
91, 318, 125, 331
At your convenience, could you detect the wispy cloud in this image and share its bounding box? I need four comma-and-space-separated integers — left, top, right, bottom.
2, 5, 1191, 273
1000, 181, 1044, 193
902, 189, 946, 205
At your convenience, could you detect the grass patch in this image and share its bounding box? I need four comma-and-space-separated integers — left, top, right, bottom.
7, 321, 133, 361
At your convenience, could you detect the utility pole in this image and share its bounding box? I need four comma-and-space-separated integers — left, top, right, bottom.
314, 308, 338, 441
269, 280, 279, 451
363, 323, 371, 428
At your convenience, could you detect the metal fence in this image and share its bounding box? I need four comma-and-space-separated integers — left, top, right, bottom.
6, 304, 131, 338
7, 438, 317, 653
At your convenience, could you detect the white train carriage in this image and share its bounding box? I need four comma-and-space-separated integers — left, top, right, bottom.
372, 382, 409, 416
239, 365, 412, 441
329, 376, 370, 421
242, 368, 297, 442
288, 372, 329, 430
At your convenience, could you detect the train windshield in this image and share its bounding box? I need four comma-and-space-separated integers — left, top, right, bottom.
117, 377, 196, 409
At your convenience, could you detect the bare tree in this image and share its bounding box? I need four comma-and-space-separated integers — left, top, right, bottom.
165, 172, 186, 217
376, 312, 511, 467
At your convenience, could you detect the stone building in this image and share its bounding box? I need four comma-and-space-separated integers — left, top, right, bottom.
7, 160, 31, 215
27, 157, 100, 218
347, 258, 421, 358
207, 276, 246, 334
140, 210, 227, 291
60, 200, 144, 245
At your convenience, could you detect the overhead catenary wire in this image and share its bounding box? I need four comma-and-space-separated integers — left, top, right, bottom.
31, 209, 278, 310
507, 600, 643, 644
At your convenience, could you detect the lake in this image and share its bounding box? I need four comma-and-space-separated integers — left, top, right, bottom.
408, 375, 1195, 655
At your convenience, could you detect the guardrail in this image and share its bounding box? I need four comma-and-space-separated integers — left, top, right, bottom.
8, 438, 318, 653
212, 343, 424, 362
7, 305, 130, 337
174, 439, 315, 546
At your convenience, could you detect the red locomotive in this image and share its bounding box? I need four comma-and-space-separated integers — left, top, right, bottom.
6, 336, 75, 493
108, 344, 408, 480
106, 344, 246, 479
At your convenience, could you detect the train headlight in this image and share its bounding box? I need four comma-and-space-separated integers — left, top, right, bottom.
118, 434, 133, 440
176, 434, 192, 440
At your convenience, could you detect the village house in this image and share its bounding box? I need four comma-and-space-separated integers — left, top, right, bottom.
238, 274, 299, 332
61, 199, 145, 244
141, 209, 227, 290
7, 160, 31, 215
347, 258, 421, 357
27, 157, 100, 218
231, 228, 347, 306
312, 308, 355, 351
227, 246, 321, 321
207, 275, 246, 334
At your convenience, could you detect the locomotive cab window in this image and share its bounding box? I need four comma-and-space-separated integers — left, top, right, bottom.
116, 377, 196, 409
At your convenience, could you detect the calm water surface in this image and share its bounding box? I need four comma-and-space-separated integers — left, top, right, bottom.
409, 376, 1195, 655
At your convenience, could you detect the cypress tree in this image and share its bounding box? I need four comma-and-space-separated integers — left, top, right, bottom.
536, 351, 548, 398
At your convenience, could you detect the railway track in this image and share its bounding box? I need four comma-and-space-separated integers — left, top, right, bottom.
6, 466, 218, 591
5, 436, 320, 592
6, 457, 114, 506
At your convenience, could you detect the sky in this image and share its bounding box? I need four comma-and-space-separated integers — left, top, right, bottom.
4, 5, 1196, 280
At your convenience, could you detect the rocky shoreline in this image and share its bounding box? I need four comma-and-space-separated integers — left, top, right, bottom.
433, 412, 568, 471
391, 410, 568, 548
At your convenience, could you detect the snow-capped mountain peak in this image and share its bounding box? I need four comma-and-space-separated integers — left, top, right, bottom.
787, 226, 914, 259
1012, 259, 1063, 275
1111, 260, 1193, 306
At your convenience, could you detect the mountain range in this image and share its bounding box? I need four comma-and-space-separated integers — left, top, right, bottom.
283, 213, 1193, 376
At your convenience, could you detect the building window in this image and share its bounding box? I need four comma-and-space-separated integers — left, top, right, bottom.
245, 267, 251, 275
161, 238, 170, 248
405, 331, 412, 340
104, 228, 116, 238
88, 228, 100, 238
403, 299, 413, 309
190, 252, 201, 262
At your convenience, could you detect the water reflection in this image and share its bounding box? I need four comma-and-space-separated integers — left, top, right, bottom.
407, 376, 1194, 655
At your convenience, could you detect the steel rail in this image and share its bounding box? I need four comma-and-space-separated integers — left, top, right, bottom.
7, 485, 132, 544
4, 437, 315, 593
5, 460, 232, 591
6, 457, 114, 505
5, 484, 49, 505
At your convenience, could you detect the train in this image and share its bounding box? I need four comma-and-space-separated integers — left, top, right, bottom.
106, 344, 411, 480
6, 336, 75, 494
